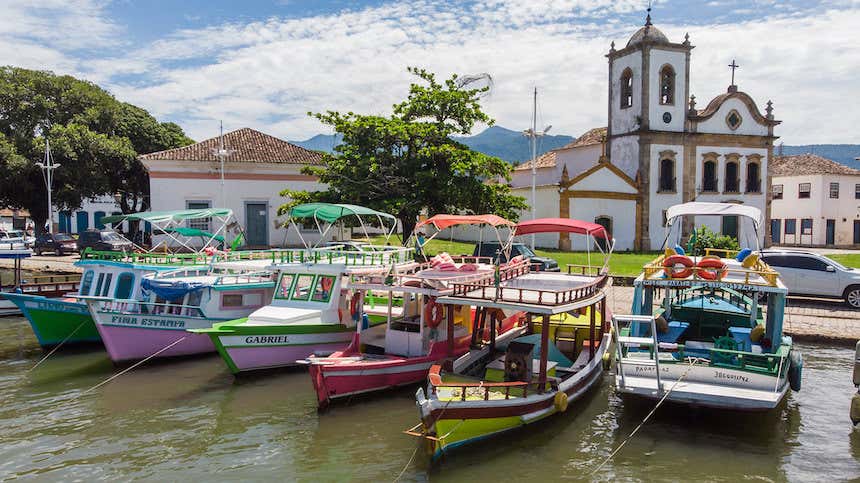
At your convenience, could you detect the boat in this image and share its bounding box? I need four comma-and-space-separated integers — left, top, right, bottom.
195, 203, 414, 374
612, 202, 801, 411
303, 214, 526, 408
1, 249, 81, 317
409, 218, 614, 460
82, 259, 276, 363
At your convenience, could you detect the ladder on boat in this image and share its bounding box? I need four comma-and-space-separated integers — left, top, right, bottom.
612, 314, 662, 396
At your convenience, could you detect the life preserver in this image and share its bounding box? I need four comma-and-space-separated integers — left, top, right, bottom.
349, 293, 361, 321
663, 255, 694, 279
697, 258, 727, 280
424, 296, 444, 328
554, 391, 569, 412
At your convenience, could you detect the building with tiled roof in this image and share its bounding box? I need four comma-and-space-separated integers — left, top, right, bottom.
770, 154, 860, 247
141, 127, 327, 247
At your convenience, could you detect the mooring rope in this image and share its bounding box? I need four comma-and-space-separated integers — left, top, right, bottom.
27, 320, 87, 372
589, 358, 697, 475
78, 336, 187, 396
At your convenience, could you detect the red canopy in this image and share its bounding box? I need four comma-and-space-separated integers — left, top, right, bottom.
514, 218, 609, 239
415, 214, 515, 231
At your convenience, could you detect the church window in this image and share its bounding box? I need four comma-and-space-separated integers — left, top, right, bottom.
799, 183, 811, 199
830, 182, 840, 199
620, 68, 633, 109
746, 162, 761, 193
726, 110, 742, 130
702, 160, 717, 192
725, 162, 739, 192
773, 184, 783, 200
659, 65, 675, 105
658, 158, 675, 192
594, 216, 612, 251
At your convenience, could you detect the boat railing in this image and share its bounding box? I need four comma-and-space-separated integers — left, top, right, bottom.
643, 253, 779, 287
2, 273, 82, 294
96, 299, 205, 318
672, 286, 753, 313
427, 364, 557, 400
565, 264, 604, 276
348, 257, 515, 289
450, 270, 608, 307
213, 271, 274, 286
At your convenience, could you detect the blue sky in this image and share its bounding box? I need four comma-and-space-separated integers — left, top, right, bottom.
2, 0, 859, 144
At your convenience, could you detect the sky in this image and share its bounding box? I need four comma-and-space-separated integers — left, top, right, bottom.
1, 0, 858, 145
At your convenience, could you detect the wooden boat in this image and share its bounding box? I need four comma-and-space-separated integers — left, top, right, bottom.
612, 202, 801, 411
409, 218, 614, 460
303, 214, 526, 408
1, 248, 80, 316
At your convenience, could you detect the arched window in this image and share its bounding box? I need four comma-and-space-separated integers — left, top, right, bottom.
620, 68, 633, 109
594, 216, 612, 251
746, 162, 761, 193
659, 158, 675, 192
660, 65, 675, 105
703, 160, 717, 192
725, 161, 739, 193
114, 272, 135, 299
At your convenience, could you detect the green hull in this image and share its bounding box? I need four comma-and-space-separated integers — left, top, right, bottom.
5, 294, 101, 347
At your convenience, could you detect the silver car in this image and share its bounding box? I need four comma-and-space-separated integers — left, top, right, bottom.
761, 250, 860, 308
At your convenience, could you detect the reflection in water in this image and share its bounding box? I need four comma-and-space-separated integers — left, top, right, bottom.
0, 314, 858, 482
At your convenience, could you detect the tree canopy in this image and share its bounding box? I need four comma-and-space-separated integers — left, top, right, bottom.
280, 67, 527, 240
0, 66, 194, 230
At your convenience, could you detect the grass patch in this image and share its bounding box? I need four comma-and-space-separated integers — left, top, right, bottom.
827, 254, 860, 269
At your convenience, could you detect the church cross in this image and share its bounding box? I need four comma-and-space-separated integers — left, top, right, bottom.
729, 59, 740, 86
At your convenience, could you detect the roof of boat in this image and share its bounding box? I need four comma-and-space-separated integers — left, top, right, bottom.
75, 259, 185, 271
0, 249, 31, 259
416, 214, 515, 231
100, 208, 233, 225
666, 202, 762, 228
288, 203, 395, 223
515, 218, 609, 239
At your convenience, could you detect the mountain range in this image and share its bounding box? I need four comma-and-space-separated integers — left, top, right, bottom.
293, 127, 860, 169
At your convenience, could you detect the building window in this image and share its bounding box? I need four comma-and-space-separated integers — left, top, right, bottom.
659, 65, 675, 105
746, 162, 761, 193
855, 184, 860, 199
830, 182, 840, 199
186, 200, 212, 231
702, 160, 717, 192
594, 216, 612, 251
725, 161, 739, 193
658, 158, 675, 192
785, 219, 796, 235
801, 218, 813, 235
773, 184, 783, 200
726, 109, 743, 130
620, 68, 633, 109
798, 183, 811, 199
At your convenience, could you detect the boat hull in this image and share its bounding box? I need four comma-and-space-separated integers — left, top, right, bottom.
92, 311, 218, 362
3, 293, 100, 347
310, 356, 436, 406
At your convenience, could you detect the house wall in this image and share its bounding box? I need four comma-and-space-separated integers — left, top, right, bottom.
771, 174, 860, 246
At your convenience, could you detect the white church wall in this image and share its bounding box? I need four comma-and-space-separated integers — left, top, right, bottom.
696, 97, 769, 136
554, 144, 602, 180
648, 143, 684, 249
648, 48, 687, 133
570, 166, 638, 194
610, 135, 639, 178
610, 50, 642, 136
569, 197, 637, 251
510, 166, 557, 189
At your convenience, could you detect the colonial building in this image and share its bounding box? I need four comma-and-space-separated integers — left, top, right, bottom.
511, 15, 780, 251
770, 154, 860, 247
141, 128, 325, 247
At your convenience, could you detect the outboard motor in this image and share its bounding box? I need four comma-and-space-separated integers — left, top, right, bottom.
504, 341, 534, 382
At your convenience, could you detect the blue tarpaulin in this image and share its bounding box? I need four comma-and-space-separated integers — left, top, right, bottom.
141, 278, 209, 302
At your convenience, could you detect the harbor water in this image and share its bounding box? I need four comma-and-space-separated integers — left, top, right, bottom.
0, 315, 858, 481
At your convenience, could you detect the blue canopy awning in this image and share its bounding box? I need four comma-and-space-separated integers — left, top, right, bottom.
141, 277, 209, 302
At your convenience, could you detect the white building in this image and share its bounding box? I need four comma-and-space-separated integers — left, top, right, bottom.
56, 196, 125, 234
511, 15, 780, 251
140, 128, 326, 247
770, 154, 860, 247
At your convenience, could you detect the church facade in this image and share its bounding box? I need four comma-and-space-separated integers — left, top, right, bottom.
511, 17, 780, 251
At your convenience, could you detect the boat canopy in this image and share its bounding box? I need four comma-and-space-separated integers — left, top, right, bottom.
100, 208, 240, 254
515, 218, 609, 239
285, 203, 398, 249
100, 208, 233, 225
163, 227, 226, 243
666, 202, 762, 229
141, 277, 209, 302
415, 214, 514, 231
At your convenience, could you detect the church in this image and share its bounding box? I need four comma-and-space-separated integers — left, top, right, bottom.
510, 15, 780, 251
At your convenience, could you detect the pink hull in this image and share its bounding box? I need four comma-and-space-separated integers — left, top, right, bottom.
97, 325, 214, 362
227, 343, 347, 373
310, 359, 435, 406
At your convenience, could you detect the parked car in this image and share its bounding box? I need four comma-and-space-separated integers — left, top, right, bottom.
0, 229, 29, 249
760, 250, 860, 308
34, 232, 78, 256
472, 241, 560, 272
77, 229, 133, 253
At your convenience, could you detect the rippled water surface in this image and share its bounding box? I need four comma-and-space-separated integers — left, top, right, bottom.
0, 315, 858, 481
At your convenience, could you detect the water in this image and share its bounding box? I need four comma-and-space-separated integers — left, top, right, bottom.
0, 316, 858, 482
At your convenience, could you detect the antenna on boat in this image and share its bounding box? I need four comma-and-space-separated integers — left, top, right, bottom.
522, 88, 551, 250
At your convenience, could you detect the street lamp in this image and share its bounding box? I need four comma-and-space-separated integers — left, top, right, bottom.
34, 138, 60, 234
522, 87, 551, 250
212, 120, 235, 208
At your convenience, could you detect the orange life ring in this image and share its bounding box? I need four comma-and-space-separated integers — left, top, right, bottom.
696, 258, 727, 280
424, 296, 444, 328
349, 293, 361, 321
663, 255, 694, 279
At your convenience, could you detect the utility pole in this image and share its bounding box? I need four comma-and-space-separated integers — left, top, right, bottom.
212, 121, 234, 208
35, 138, 61, 234
522, 87, 551, 250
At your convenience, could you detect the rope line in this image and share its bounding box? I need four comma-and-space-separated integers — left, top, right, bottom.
78, 336, 188, 396
28, 320, 87, 372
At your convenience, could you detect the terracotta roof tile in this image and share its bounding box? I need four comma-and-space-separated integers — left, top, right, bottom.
515, 150, 557, 171
515, 127, 606, 171
139, 127, 324, 165
770, 154, 860, 177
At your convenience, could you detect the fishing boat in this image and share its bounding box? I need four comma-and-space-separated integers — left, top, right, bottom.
612, 202, 801, 411
409, 218, 614, 460
82, 260, 276, 362
303, 214, 526, 408
0, 248, 81, 317
195, 203, 414, 374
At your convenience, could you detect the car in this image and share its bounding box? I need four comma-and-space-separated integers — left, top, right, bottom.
34, 232, 78, 256
760, 250, 860, 308
0, 229, 29, 249
472, 241, 560, 272
76, 229, 134, 253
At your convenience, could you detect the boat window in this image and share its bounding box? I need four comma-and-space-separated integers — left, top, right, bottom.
275, 274, 295, 299
114, 273, 134, 299
80, 270, 94, 295
244, 293, 263, 307
222, 293, 244, 307
311, 276, 335, 302
186, 290, 203, 307
101, 273, 113, 297
292, 275, 315, 301
94, 273, 105, 296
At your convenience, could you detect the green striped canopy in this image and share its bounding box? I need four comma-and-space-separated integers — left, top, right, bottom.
100, 208, 233, 225
162, 227, 225, 243
288, 203, 395, 224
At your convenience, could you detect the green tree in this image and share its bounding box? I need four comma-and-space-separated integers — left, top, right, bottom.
280, 67, 527, 240
0, 66, 193, 231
